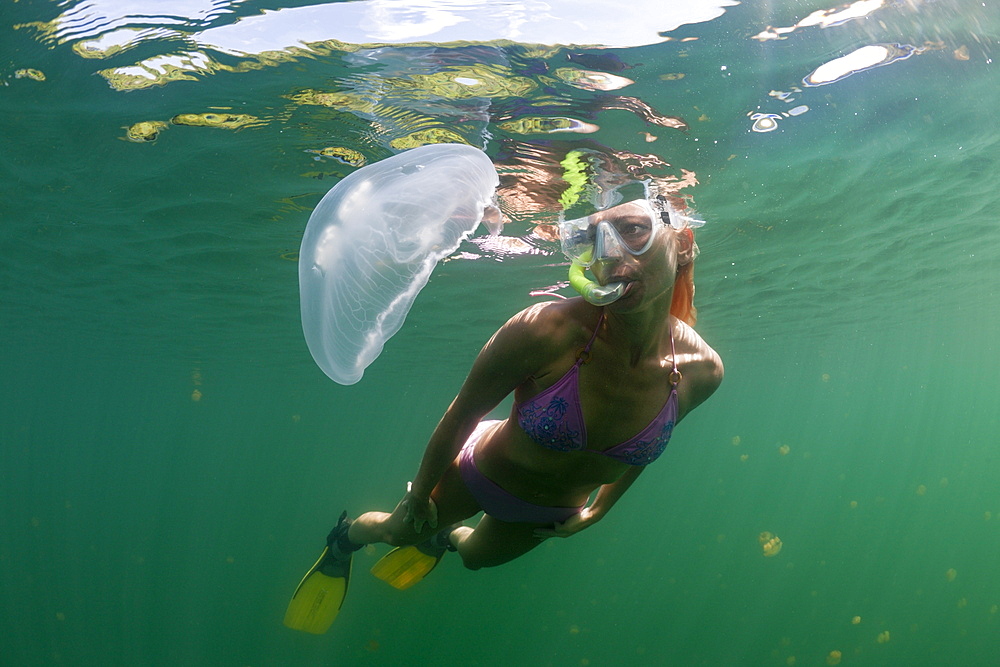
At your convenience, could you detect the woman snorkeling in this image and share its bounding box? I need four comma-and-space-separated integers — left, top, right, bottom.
285, 191, 723, 633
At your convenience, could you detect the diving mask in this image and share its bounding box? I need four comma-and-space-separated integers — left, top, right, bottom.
559, 199, 661, 268
559, 199, 663, 305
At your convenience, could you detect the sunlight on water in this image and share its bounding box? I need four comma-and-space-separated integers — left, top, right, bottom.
1, 0, 997, 665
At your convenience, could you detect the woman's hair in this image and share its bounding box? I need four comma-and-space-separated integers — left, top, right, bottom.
653, 195, 700, 327
671, 253, 697, 327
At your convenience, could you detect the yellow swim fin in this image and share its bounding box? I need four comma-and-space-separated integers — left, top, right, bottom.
283, 512, 355, 634
370, 526, 457, 591
370, 544, 443, 590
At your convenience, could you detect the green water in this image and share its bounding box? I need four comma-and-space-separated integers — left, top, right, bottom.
1, 0, 998, 665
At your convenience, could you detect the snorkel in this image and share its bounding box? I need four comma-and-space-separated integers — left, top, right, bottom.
568, 249, 626, 305
559, 149, 630, 306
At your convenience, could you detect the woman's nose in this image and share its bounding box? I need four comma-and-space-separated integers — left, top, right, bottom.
592, 222, 625, 261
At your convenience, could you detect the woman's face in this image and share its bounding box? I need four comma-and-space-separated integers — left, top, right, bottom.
560, 199, 660, 266
589, 201, 689, 309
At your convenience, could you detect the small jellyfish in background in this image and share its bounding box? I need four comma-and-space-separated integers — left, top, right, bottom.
826, 650, 842, 666
945, 568, 957, 582
750, 113, 781, 132
759, 531, 783, 557
299, 143, 500, 385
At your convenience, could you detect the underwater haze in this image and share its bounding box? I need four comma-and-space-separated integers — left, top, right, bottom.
1, 0, 998, 665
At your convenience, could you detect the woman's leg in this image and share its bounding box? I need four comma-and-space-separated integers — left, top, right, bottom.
344, 418, 567, 569
347, 456, 480, 547
347, 460, 563, 570
450, 515, 549, 570
345, 457, 554, 570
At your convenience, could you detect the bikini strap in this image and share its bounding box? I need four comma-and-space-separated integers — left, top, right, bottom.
577, 310, 605, 364
668, 322, 682, 388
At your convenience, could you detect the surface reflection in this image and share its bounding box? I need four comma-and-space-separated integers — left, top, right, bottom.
24, 0, 739, 90
14, 0, 989, 269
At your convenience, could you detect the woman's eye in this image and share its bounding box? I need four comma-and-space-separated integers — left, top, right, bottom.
619, 222, 649, 237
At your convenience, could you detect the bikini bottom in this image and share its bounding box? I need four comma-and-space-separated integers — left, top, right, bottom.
458, 420, 584, 525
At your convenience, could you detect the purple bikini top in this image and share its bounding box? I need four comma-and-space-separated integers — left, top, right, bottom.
515, 312, 679, 466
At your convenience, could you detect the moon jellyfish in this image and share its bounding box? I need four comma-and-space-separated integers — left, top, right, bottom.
299, 143, 500, 385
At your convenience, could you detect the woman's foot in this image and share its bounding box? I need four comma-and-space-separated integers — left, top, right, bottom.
419, 522, 461, 557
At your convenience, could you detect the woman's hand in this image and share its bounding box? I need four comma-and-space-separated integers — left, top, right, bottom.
533, 506, 600, 539
401, 481, 439, 533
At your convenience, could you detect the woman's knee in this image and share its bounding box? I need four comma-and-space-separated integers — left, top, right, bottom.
457, 551, 489, 570
455, 538, 530, 570
458, 548, 527, 570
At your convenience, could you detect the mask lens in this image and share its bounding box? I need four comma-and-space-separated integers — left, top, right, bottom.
559, 217, 597, 266
609, 214, 654, 253
559, 200, 659, 265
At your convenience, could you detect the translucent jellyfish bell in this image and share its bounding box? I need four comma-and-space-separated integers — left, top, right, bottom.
299, 143, 500, 385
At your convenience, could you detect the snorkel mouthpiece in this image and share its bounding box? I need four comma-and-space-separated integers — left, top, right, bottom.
568, 251, 625, 305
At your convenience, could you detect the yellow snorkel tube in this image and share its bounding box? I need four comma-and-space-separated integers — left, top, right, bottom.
559, 150, 627, 306
568, 249, 626, 306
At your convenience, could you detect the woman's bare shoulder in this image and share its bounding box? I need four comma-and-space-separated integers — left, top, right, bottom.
461, 299, 597, 398
675, 320, 723, 409
498, 298, 598, 354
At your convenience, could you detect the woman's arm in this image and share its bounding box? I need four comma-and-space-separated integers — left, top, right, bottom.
404, 302, 570, 530
401, 401, 483, 531
533, 465, 646, 538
